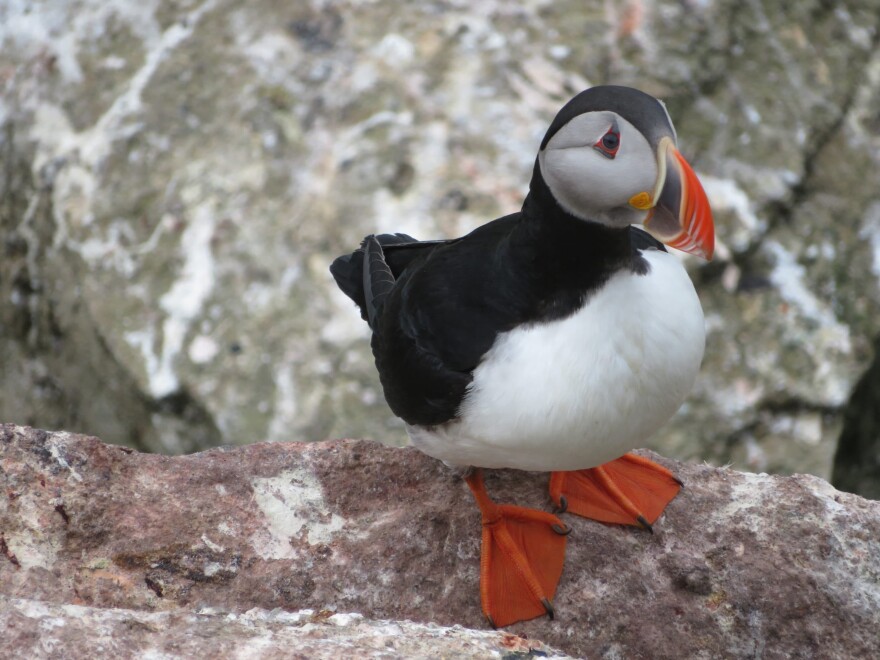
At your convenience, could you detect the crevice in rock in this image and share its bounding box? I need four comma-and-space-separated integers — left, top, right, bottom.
756, 396, 840, 417
832, 333, 880, 499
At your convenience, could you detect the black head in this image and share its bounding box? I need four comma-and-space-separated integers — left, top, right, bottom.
539, 86, 677, 152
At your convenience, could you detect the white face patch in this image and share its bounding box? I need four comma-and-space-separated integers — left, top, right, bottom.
538, 111, 659, 227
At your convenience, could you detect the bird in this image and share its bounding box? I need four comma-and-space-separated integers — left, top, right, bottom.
330, 85, 714, 628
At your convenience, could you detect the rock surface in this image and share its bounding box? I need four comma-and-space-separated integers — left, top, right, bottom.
2, 424, 879, 658
1, 596, 570, 660
2, 1, 880, 482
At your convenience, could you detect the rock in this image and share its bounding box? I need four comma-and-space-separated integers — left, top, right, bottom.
1, 596, 570, 660
2, 424, 879, 658
2, 1, 880, 481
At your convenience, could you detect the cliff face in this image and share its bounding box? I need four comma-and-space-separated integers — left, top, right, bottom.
2, 1, 880, 482
2, 424, 879, 658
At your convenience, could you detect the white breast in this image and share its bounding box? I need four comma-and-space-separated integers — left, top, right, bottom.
407, 249, 706, 471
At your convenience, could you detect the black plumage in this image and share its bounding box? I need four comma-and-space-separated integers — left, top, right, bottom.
331, 215, 664, 428
539, 85, 673, 151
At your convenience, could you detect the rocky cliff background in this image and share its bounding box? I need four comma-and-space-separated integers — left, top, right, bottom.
2, 1, 879, 488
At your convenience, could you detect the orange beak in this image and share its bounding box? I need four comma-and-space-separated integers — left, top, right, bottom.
642, 137, 715, 260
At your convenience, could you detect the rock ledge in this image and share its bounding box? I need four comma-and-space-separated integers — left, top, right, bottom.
1, 424, 878, 658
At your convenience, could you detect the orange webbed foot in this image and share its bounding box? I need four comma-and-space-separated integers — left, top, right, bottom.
466, 470, 568, 628
549, 453, 682, 532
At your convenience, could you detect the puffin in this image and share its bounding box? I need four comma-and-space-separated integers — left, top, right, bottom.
330, 85, 714, 628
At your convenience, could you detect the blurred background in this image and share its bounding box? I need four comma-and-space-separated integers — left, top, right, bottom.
1, 0, 878, 498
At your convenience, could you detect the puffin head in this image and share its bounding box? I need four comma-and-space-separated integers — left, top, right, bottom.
536, 85, 714, 260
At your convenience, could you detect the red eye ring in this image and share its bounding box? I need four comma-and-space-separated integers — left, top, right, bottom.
594, 127, 620, 158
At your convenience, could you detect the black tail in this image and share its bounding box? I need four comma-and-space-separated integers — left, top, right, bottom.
360, 235, 395, 329
330, 233, 428, 325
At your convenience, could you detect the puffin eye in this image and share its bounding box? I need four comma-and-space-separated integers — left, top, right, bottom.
594, 127, 620, 159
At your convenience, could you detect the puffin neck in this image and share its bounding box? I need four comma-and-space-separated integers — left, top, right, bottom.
516, 161, 634, 267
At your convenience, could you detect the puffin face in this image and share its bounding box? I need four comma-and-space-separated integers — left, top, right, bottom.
537, 86, 715, 260
539, 112, 659, 229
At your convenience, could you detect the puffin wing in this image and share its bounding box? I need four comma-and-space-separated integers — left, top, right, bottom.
330, 232, 475, 425
368, 215, 530, 425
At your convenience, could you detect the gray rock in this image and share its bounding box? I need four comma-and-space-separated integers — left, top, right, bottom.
2, 424, 879, 658
2, 1, 880, 480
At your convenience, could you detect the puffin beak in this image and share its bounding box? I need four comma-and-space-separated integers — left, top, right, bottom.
641, 137, 715, 260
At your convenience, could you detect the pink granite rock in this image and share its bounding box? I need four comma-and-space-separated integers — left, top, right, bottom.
1, 423, 879, 658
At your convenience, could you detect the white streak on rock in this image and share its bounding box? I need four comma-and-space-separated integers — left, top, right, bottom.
189, 335, 220, 364
1, 1, 85, 83
124, 328, 161, 391
373, 34, 415, 67
266, 365, 298, 443
19, 1, 222, 400
702, 176, 764, 252
153, 205, 217, 397
80, 0, 216, 168
48, 437, 83, 482
861, 202, 880, 281
328, 613, 364, 627
23, 1, 214, 169
766, 241, 851, 355
141, 650, 176, 660
238, 608, 314, 625
201, 534, 224, 553
743, 104, 762, 124
717, 471, 773, 541
239, 31, 300, 82
250, 467, 346, 559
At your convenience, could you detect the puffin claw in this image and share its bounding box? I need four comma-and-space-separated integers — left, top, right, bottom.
549, 455, 682, 530
551, 522, 572, 536
553, 495, 568, 514
541, 598, 555, 620
466, 470, 566, 628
